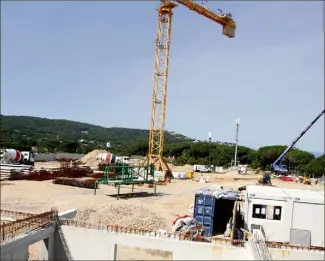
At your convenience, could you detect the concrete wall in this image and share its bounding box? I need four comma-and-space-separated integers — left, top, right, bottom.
35, 153, 84, 162
40, 232, 69, 261
1, 226, 55, 261
1, 245, 29, 261
269, 248, 324, 260
60, 225, 250, 260
59, 225, 325, 261
1, 207, 324, 261
2, 223, 324, 261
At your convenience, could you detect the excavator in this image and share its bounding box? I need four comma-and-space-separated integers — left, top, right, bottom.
258, 171, 272, 186
259, 109, 325, 186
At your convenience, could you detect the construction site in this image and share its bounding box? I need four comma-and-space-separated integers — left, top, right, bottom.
1, 1, 324, 261
1, 145, 324, 261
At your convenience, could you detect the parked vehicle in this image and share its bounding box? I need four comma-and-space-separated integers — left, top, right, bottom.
193, 165, 211, 173
0, 148, 36, 165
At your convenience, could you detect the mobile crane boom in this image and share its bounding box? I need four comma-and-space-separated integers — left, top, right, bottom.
148, 0, 236, 176
271, 109, 325, 173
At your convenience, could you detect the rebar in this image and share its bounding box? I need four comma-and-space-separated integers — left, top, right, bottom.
0, 209, 35, 221
0, 209, 57, 242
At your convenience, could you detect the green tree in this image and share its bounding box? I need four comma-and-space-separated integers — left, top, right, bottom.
308, 155, 325, 177
61, 141, 79, 153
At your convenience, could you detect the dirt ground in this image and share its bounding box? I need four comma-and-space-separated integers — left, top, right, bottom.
1, 162, 323, 260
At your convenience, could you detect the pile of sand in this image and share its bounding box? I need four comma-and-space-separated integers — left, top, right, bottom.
79, 149, 108, 168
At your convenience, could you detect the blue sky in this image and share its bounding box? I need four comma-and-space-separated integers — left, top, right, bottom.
1, 1, 324, 152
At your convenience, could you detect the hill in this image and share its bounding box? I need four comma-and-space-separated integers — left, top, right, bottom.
0, 115, 194, 152
1, 115, 324, 176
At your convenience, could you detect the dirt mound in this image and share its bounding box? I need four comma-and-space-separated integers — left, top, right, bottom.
79, 149, 108, 168
74, 204, 167, 232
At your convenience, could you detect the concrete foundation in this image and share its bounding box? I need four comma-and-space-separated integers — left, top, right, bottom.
60, 225, 249, 260
2, 209, 324, 261
59, 225, 325, 260
1, 209, 76, 261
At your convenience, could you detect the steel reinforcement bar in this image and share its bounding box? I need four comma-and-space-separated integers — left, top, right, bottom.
1, 209, 35, 221
0, 209, 58, 242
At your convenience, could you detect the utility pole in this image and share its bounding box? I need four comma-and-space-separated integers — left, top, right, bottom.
208, 132, 212, 169
234, 118, 240, 168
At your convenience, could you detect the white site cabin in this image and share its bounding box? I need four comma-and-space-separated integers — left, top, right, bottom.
243, 185, 324, 247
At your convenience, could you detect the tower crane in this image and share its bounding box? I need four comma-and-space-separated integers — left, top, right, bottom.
147, 0, 236, 177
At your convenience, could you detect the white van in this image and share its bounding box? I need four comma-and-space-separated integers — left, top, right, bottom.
193, 165, 211, 173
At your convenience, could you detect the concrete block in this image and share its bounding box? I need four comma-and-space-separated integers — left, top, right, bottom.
58, 209, 77, 219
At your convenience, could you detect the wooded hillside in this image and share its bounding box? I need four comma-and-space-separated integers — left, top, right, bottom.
1, 115, 324, 176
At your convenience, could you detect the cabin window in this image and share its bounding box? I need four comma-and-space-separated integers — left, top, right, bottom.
252, 204, 282, 221
252, 204, 267, 219
273, 206, 282, 220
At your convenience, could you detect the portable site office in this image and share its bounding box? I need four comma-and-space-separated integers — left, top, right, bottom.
244, 185, 324, 247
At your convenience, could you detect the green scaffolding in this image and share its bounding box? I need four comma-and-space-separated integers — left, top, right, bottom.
94, 163, 157, 199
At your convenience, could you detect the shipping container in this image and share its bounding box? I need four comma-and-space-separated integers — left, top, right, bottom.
194, 194, 216, 237
193, 193, 236, 237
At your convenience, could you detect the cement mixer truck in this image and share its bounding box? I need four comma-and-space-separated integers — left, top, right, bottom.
96, 152, 130, 165
0, 149, 36, 165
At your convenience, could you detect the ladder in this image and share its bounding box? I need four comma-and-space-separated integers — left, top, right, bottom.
246, 229, 272, 260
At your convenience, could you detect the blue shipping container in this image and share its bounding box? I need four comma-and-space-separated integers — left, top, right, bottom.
193, 194, 216, 237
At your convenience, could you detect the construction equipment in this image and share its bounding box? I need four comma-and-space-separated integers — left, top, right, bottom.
298, 175, 311, 185
94, 163, 157, 199
96, 152, 130, 164
271, 109, 325, 174
258, 171, 272, 186
147, 0, 236, 178
0, 148, 36, 165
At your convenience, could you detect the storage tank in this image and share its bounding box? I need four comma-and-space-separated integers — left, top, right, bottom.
96, 153, 117, 164
3, 149, 22, 162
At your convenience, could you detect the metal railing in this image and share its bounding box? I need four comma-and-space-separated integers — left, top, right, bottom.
246, 228, 272, 260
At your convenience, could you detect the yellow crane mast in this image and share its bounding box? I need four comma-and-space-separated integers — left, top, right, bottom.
148, 0, 236, 176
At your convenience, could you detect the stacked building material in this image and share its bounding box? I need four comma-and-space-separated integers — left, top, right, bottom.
8, 166, 92, 181
53, 177, 97, 189
0, 164, 33, 180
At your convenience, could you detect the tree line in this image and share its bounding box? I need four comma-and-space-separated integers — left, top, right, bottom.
2, 136, 324, 177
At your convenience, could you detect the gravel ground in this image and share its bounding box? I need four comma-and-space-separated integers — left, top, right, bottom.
1, 166, 322, 260
74, 204, 168, 231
